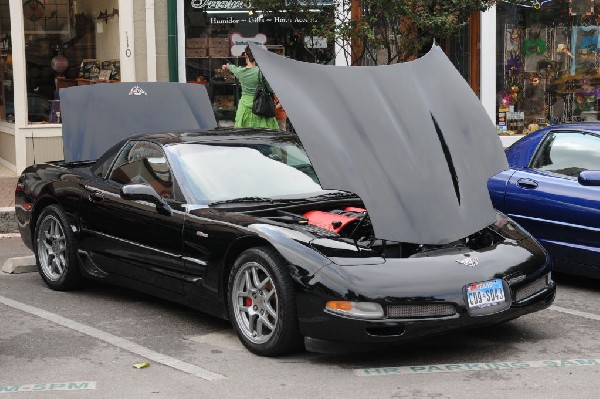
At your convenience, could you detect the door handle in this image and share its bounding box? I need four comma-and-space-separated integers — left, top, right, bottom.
89, 191, 104, 203
517, 178, 538, 189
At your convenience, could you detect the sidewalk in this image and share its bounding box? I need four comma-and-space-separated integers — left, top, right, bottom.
0, 163, 18, 233
0, 164, 17, 208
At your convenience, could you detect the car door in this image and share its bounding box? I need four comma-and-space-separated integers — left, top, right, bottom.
502, 130, 600, 269
79, 140, 186, 294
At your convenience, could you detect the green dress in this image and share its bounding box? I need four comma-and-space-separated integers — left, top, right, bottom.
228, 64, 278, 129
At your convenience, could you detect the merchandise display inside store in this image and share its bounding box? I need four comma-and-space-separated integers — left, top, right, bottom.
184, 2, 335, 125
497, 0, 600, 134
1, 0, 121, 124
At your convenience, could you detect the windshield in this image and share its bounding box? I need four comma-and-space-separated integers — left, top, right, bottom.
166, 141, 323, 203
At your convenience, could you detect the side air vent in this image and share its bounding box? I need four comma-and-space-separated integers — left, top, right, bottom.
514, 274, 551, 302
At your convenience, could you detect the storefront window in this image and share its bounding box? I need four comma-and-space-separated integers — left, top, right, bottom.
184, 1, 335, 125
22, 0, 120, 124
497, 0, 600, 134
446, 23, 472, 87
0, 1, 14, 123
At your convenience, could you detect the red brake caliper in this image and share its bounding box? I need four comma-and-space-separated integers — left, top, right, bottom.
244, 297, 253, 307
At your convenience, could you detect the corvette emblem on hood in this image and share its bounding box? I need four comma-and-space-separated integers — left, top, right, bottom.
60, 82, 217, 162
456, 257, 479, 267
129, 85, 148, 96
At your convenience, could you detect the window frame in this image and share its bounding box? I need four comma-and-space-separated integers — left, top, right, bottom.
529, 129, 600, 178
107, 139, 182, 202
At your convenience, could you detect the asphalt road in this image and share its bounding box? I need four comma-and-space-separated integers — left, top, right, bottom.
0, 236, 599, 399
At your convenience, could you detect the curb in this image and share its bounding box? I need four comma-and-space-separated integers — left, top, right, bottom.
0, 207, 18, 234
2, 255, 37, 274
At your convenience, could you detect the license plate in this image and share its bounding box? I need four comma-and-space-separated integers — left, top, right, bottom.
466, 279, 505, 309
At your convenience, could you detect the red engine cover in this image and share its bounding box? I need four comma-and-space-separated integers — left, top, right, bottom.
344, 207, 367, 213
303, 210, 362, 233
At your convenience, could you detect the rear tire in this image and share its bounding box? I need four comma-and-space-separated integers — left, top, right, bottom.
34, 205, 85, 291
228, 247, 302, 356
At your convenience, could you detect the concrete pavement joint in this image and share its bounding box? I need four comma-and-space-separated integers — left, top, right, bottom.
189, 331, 244, 351
549, 305, 600, 322
0, 294, 226, 381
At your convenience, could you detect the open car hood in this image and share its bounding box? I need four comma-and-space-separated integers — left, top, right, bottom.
250, 44, 508, 245
60, 82, 217, 162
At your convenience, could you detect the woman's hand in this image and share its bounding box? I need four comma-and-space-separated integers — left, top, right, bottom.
221, 64, 229, 71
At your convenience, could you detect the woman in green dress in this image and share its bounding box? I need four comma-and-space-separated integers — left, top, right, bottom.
221, 46, 278, 129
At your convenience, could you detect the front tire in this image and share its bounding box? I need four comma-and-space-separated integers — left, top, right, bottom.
228, 247, 302, 356
34, 205, 84, 291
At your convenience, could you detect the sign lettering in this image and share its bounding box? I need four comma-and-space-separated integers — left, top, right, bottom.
355, 359, 600, 377
191, 0, 246, 9
0, 381, 95, 393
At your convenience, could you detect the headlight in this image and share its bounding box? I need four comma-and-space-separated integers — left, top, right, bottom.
325, 301, 384, 319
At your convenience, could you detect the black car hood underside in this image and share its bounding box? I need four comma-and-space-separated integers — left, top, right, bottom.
250, 44, 508, 245
60, 82, 217, 163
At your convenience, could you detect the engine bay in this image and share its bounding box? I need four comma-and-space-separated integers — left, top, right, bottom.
253, 201, 508, 259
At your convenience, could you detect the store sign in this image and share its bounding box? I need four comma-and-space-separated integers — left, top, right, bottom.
231, 33, 267, 56
191, 0, 246, 9
191, 0, 333, 9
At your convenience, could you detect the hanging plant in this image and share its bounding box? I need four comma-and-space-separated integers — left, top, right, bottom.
522, 37, 547, 56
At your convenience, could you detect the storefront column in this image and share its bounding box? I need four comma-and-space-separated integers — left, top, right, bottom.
480, 6, 497, 124
9, 0, 27, 174
335, 0, 352, 66
118, 0, 136, 81
146, 0, 157, 82
176, 0, 185, 83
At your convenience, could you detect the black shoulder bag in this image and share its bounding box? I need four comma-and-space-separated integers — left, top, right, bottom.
252, 70, 276, 118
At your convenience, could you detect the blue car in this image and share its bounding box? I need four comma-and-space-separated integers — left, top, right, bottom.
488, 123, 600, 279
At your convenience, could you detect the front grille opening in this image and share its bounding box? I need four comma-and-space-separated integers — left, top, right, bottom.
514, 274, 550, 302
366, 326, 404, 337
387, 303, 457, 319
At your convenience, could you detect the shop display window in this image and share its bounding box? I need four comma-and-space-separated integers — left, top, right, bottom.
22, 0, 120, 124
184, 3, 335, 125
0, 1, 14, 123
497, 0, 600, 135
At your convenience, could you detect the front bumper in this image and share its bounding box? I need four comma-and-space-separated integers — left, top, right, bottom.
300, 282, 555, 353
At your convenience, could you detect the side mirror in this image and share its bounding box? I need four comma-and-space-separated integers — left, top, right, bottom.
120, 184, 173, 216
578, 170, 600, 187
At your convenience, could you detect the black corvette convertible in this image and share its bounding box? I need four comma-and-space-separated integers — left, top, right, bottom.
16, 128, 555, 355
15, 48, 556, 356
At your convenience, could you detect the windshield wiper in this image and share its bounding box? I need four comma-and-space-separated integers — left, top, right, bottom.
209, 197, 274, 206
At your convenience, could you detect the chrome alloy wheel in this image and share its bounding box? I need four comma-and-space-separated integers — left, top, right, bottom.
37, 215, 68, 282
231, 261, 278, 344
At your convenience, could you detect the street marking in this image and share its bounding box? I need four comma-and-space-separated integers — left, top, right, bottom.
549, 305, 600, 322
0, 295, 226, 381
0, 381, 96, 393
355, 359, 600, 377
